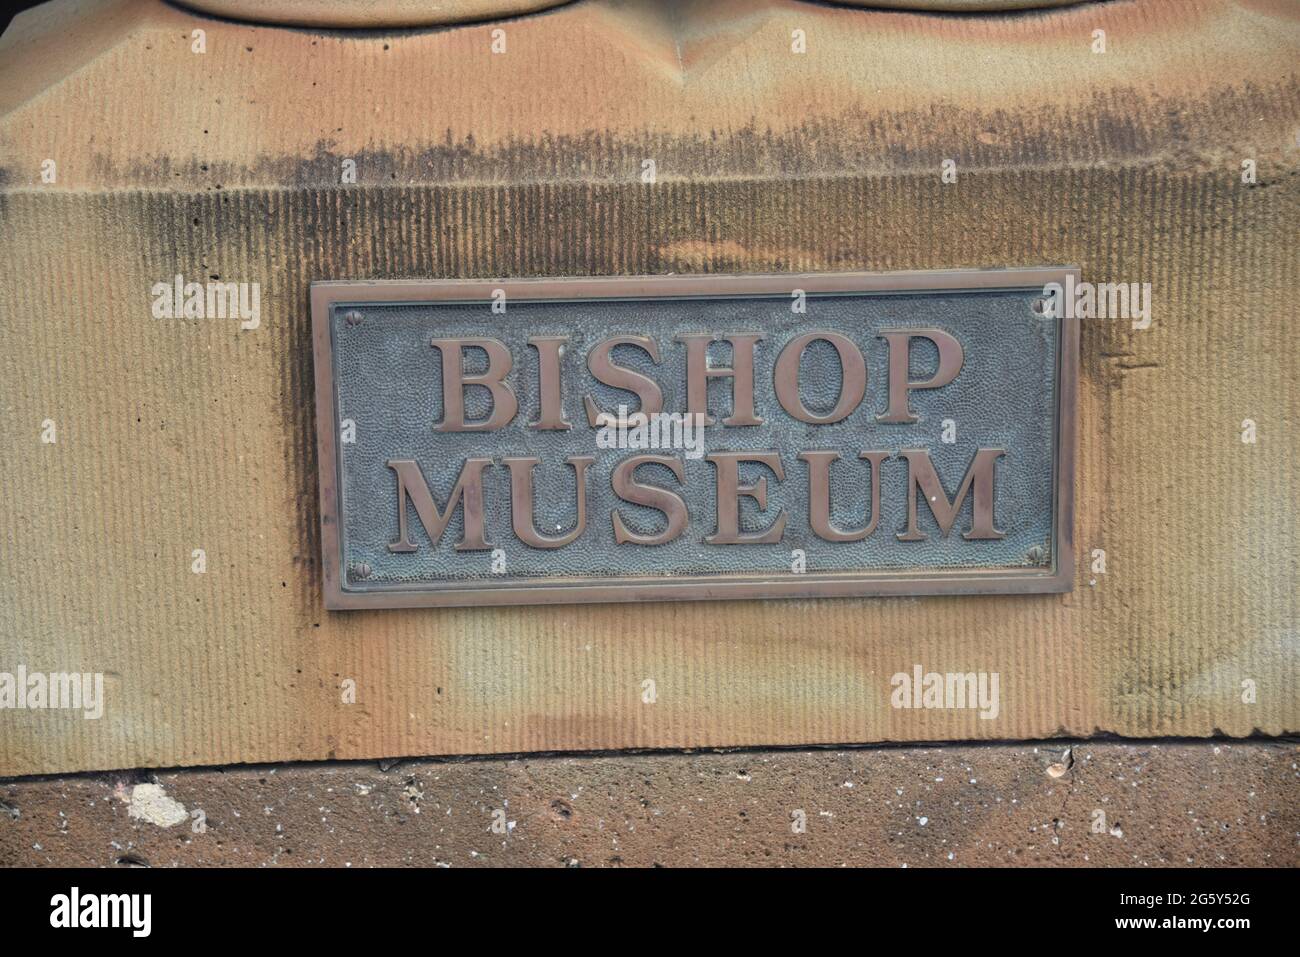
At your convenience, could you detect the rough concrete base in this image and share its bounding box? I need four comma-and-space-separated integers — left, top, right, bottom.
4, 0, 1298, 779
2, 741, 1295, 867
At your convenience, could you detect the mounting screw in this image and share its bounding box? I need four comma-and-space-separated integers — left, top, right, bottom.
348, 562, 372, 581
1026, 545, 1046, 563
344, 310, 363, 326
1031, 297, 1049, 316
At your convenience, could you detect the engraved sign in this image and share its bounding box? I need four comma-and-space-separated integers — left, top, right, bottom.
311, 271, 1077, 608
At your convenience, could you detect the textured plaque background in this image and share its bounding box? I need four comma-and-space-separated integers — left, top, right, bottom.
328, 288, 1062, 593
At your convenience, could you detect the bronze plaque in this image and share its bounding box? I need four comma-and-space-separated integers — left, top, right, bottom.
311, 270, 1077, 608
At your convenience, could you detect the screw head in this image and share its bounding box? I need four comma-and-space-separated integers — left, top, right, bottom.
1026, 545, 1046, 563
348, 562, 372, 581
344, 310, 363, 326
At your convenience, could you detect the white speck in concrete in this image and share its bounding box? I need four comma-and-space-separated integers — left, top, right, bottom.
126, 783, 188, 828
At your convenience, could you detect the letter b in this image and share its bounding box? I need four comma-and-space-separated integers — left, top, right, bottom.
431, 337, 518, 431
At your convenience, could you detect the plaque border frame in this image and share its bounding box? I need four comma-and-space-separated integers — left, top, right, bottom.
311, 269, 1079, 609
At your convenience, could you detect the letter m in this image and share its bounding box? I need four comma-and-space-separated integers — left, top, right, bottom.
386, 458, 492, 552
206, 282, 241, 319
897, 448, 1006, 541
